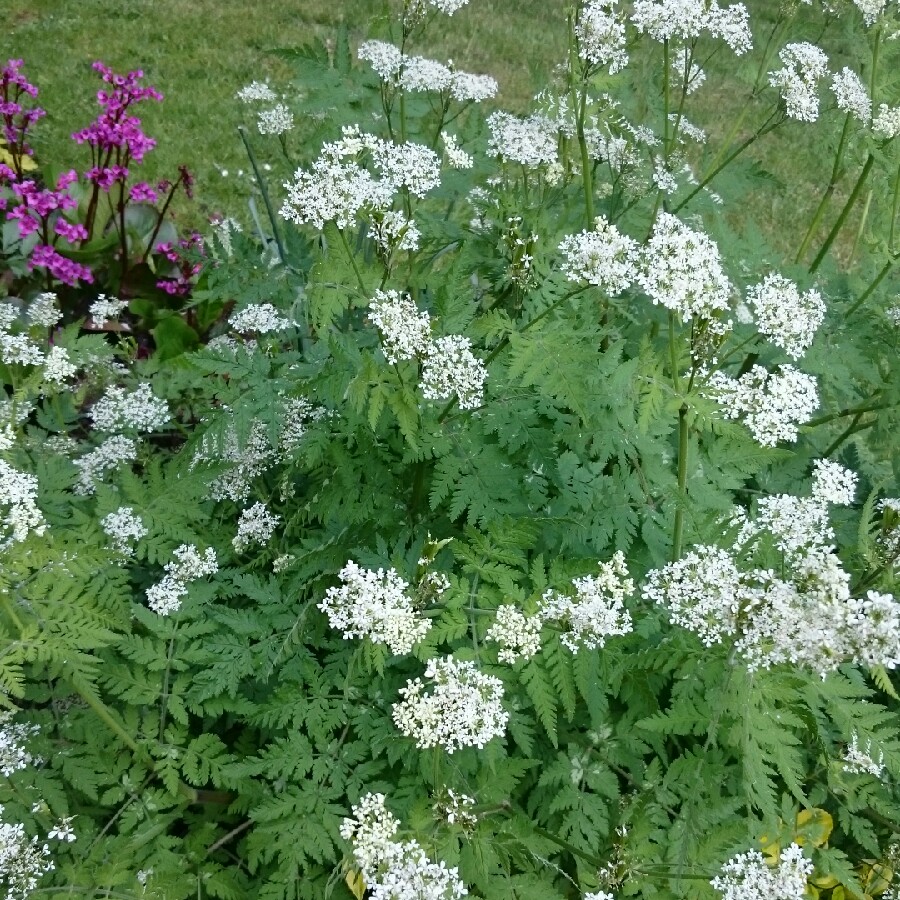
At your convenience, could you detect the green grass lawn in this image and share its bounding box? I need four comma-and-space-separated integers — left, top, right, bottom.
3, 0, 565, 228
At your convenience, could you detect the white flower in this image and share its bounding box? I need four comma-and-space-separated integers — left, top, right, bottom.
27, 293, 61, 328
420, 335, 488, 410
146, 544, 218, 616
236, 81, 277, 103
811, 460, 857, 506
228, 303, 294, 334
486, 605, 542, 663
843, 731, 885, 777
711, 842, 813, 900
768, 43, 830, 122
559, 217, 638, 294
486, 111, 559, 168
0, 805, 55, 899
585, 894, 616, 900
358, 40, 405, 80
0, 712, 39, 777
233, 502, 280, 553
47, 817, 76, 843
400, 56, 453, 93
840, 590, 900, 670
433, 789, 477, 828
576, 0, 629, 74
705, 364, 819, 446
101, 506, 147, 555
672, 48, 707, 94
441, 133, 474, 169
192, 419, 274, 502
0, 460, 45, 549
90, 383, 170, 433
873, 104, 900, 140
638, 212, 732, 321
257, 104, 294, 135
392, 656, 508, 753
449, 71, 498, 102
42, 346, 77, 385
853, 0, 886, 25
539, 552, 634, 652
369, 291, 433, 364
746, 273, 825, 359
370, 209, 421, 255
0, 332, 44, 367
73, 435, 138, 495
320, 561, 431, 655
88, 294, 128, 327
830, 67, 872, 123
631, 0, 751, 52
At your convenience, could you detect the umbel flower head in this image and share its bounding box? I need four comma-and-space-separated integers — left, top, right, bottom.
711, 843, 812, 900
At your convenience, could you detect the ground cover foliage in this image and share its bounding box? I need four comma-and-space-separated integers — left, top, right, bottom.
1, 0, 900, 897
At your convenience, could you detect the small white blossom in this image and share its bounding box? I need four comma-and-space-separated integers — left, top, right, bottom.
0, 332, 44, 367
41, 346, 77, 385
236, 81, 277, 103
576, 0, 629, 74
358, 40, 405, 80
811, 460, 857, 506
831, 67, 872, 123
585, 894, 616, 900
257, 104, 295, 136
0, 806, 55, 900
539, 553, 634, 652
393, 656, 508, 753
371, 209, 421, 255
843, 731, 885, 777
88, 294, 128, 327
0, 712, 39, 777
631, 0, 751, 53
73, 435, 138, 495
746, 273, 825, 359
90, 383, 170, 433
486, 605, 542, 663
441, 133, 474, 169
47, 818, 76, 843
672, 47, 706, 94
873, 104, 900, 140
232, 502, 280, 553
369, 291, 433, 364
27, 293, 61, 328
320, 561, 431, 655
0, 460, 45, 549
487, 111, 559, 169
559, 217, 638, 294
853, 0, 887, 25
705, 365, 819, 446
192, 419, 274, 502
146, 544, 218, 616
768, 43, 830, 122
228, 303, 293, 334
101, 506, 147, 555
711, 843, 813, 900
400, 56, 453, 93
420, 335, 488, 410
449, 71, 498, 102
433, 789, 477, 829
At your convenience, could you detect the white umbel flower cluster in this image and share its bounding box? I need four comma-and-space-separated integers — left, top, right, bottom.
672, 48, 707, 95
228, 303, 294, 334
73, 435, 138, 495
746, 273, 825, 359
319, 561, 432, 655
257, 104, 294, 136
631, 0, 752, 53
843, 731, 885, 777
485, 605, 543, 663
711, 843, 813, 900
369, 292, 488, 411
559, 217, 638, 295
768, 43, 830, 122
575, 0, 629, 74
100, 506, 147, 555
873, 104, 900, 140
0, 806, 55, 900
27, 293, 61, 328
340, 793, 468, 900
232, 502, 280, 553
486, 111, 559, 169
392, 656, 508, 753
538, 552, 635, 652
705, 364, 819, 446
88, 294, 128, 327
236, 81, 277, 103
441, 133, 474, 170
42, 346, 77, 386
853, 0, 886, 25
0, 712, 39, 777
90, 383, 170, 433
638, 212, 732, 321
280, 127, 440, 232
146, 544, 218, 616
830, 67, 872, 124
0, 305, 44, 368
0, 459, 45, 550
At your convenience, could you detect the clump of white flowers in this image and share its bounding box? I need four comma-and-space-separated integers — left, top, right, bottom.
236, 81, 277, 103
485, 605, 543, 663
768, 43, 830, 122
810, 459, 857, 506
90, 383, 170, 434
319, 562, 432, 655
441, 132, 474, 169
228, 303, 294, 334
538, 552, 634, 651
88, 294, 128, 327
0, 712, 39, 777
746, 273, 825, 359
393, 656, 508, 752
73, 435, 138, 495
0, 305, 44, 368
843, 732, 885, 778
42, 346, 77, 386
0, 459, 46, 550
257, 104, 294, 136
853, 0, 886, 25
873, 104, 900, 140
559, 217, 638, 295
146, 544, 218, 616
433, 788, 478, 830
369, 292, 488, 410
638, 212, 732, 321
705, 364, 819, 446
0, 807, 55, 900
486, 111, 559, 169
340, 793, 468, 900
27, 292, 61, 328
631, 0, 752, 54
100, 507, 147, 556
232, 502, 280, 553
575, 0, 629, 74
711, 843, 813, 900
830, 67, 872, 124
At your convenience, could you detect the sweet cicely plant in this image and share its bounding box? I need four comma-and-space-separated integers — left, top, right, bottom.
0, 0, 899, 897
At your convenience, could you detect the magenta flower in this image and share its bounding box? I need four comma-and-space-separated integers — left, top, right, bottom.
29, 244, 93, 286
129, 181, 158, 203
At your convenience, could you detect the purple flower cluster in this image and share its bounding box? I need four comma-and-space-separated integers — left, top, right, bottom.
73, 62, 162, 192
0, 59, 45, 175
156, 232, 204, 296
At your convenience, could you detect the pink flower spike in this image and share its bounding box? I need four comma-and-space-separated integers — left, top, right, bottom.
129, 181, 158, 203
55, 220, 88, 243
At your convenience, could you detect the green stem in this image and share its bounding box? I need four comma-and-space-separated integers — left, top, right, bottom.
795, 113, 851, 263
848, 188, 873, 268
809, 153, 875, 273
672, 404, 689, 562
336, 227, 367, 295
238, 126, 287, 265
662, 39, 671, 159
70, 678, 142, 756
806, 395, 884, 426
846, 257, 895, 317
533, 826, 604, 867
576, 86, 594, 225
822, 414, 876, 458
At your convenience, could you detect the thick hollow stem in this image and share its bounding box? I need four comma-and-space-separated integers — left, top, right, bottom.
238, 125, 287, 265
672, 403, 689, 562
